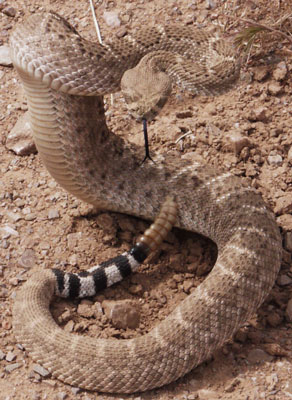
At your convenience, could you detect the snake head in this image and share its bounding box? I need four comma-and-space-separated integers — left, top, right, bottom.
121, 58, 172, 121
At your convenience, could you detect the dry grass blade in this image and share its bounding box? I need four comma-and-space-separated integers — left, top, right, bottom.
234, 17, 292, 55
234, 25, 266, 53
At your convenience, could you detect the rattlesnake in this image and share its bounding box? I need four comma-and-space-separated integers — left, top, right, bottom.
10, 12, 282, 393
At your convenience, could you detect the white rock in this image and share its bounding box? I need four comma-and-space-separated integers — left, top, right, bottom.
267, 154, 282, 166
103, 11, 121, 28
6, 112, 36, 156
0, 46, 12, 66
0, 224, 19, 239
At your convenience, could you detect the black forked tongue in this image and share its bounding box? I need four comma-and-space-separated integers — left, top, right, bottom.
141, 118, 155, 164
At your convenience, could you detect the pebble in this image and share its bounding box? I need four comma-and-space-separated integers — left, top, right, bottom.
288, 146, 292, 164
268, 81, 283, 95
183, 279, 194, 293
6, 112, 36, 156
77, 303, 95, 318
285, 232, 292, 252
286, 298, 292, 322
48, 209, 60, 219
267, 154, 282, 166
274, 194, 292, 215
224, 132, 251, 155
6, 211, 22, 223
0, 224, 19, 239
0, 45, 12, 66
253, 66, 269, 81
103, 11, 121, 27
102, 299, 140, 329
263, 343, 289, 357
197, 389, 218, 399
276, 274, 292, 286
6, 351, 16, 362
32, 364, 51, 377
277, 214, 292, 231
176, 110, 193, 118
273, 61, 287, 81
71, 387, 81, 395
2, 6, 16, 17
5, 363, 20, 373
203, 102, 217, 116
247, 348, 273, 364
0, 349, 5, 360
266, 311, 283, 327
250, 106, 268, 122
56, 392, 67, 400
18, 249, 36, 269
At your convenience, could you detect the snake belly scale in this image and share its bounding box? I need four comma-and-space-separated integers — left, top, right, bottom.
10, 12, 282, 393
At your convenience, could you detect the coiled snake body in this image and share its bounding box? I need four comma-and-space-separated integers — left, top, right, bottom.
10, 12, 282, 393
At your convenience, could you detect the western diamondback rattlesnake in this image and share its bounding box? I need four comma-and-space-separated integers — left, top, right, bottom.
10, 12, 282, 393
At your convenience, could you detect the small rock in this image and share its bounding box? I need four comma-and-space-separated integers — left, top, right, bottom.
284, 381, 292, 396
267, 154, 282, 166
266, 311, 283, 327
5, 363, 20, 373
48, 209, 60, 219
6, 112, 36, 156
197, 389, 218, 399
77, 303, 95, 318
64, 320, 74, 332
273, 61, 287, 81
274, 194, 292, 215
102, 299, 140, 329
2, 6, 16, 17
103, 11, 121, 28
116, 27, 127, 38
288, 146, 292, 164
263, 343, 289, 357
128, 284, 143, 295
6, 211, 22, 222
277, 214, 292, 231
249, 106, 268, 122
25, 213, 37, 221
6, 351, 16, 362
0, 224, 19, 239
286, 298, 292, 322
57, 392, 67, 400
204, 103, 216, 116
0, 45, 12, 66
247, 348, 273, 364
205, 0, 216, 9
284, 232, 292, 252
234, 328, 247, 343
0, 350, 5, 360
224, 132, 251, 155
183, 279, 194, 294
253, 66, 269, 81
268, 81, 283, 95
18, 249, 36, 269
32, 364, 51, 377
277, 274, 292, 286
71, 387, 81, 395
67, 232, 82, 250
176, 110, 193, 118
68, 254, 78, 266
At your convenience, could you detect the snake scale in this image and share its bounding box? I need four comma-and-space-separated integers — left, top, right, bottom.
10, 12, 282, 393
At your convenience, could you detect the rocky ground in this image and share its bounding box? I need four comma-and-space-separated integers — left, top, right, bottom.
0, 0, 292, 399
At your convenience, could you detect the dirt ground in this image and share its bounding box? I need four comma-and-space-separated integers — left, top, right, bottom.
1, 0, 292, 399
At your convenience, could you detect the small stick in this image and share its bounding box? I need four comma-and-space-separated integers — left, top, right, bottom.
89, 0, 103, 44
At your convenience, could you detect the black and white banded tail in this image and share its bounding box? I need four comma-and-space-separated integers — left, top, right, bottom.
53, 197, 177, 298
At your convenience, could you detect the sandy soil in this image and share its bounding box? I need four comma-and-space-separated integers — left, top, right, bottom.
0, 1, 292, 399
